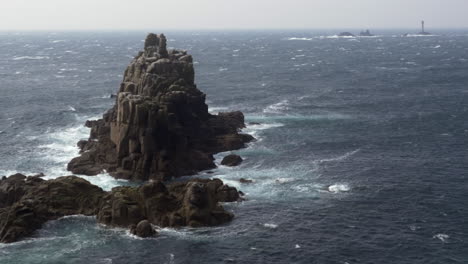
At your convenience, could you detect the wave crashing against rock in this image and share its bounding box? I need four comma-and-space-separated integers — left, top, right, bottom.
68, 33, 253, 181
0, 174, 241, 243
0, 34, 252, 243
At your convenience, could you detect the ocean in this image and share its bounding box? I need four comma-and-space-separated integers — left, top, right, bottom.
0, 30, 467, 263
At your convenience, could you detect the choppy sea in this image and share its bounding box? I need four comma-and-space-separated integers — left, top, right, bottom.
0, 30, 467, 263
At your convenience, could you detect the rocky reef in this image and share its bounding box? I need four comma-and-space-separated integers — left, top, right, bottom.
68, 33, 253, 181
0, 33, 251, 243
0, 173, 241, 243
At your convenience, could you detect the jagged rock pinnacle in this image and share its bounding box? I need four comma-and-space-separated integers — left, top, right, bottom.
67, 33, 254, 181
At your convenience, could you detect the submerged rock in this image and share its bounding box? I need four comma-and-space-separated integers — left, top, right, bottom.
0, 174, 241, 243
239, 178, 253, 184
221, 154, 243, 167
68, 33, 253, 181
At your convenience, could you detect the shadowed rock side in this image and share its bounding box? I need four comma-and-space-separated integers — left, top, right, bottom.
68, 33, 254, 181
0, 174, 241, 243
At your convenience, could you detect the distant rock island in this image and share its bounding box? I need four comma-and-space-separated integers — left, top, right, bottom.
68, 33, 253, 181
338, 32, 355, 37
359, 29, 374, 36
0, 33, 252, 243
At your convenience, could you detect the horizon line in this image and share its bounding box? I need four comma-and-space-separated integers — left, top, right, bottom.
1, 27, 468, 32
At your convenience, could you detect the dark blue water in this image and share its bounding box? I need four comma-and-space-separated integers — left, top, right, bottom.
1, 30, 467, 263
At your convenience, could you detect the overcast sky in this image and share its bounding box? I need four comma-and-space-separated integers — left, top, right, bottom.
1, 0, 467, 30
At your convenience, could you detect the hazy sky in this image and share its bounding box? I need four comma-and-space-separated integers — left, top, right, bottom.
1, 0, 467, 30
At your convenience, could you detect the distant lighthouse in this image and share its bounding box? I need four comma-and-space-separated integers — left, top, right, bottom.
419, 20, 431, 35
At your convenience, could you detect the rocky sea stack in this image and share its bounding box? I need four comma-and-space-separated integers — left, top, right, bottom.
68, 33, 253, 181
0, 33, 252, 243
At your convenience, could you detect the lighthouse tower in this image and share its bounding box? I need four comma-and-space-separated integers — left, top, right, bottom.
419, 20, 431, 35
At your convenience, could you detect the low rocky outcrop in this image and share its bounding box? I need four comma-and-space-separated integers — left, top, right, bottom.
0, 175, 104, 243
221, 154, 243, 167
338, 32, 355, 37
0, 174, 241, 243
68, 33, 254, 181
130, 220, 156, 238
239, 178, 253, 184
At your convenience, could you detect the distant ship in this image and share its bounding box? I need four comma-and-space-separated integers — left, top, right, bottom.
359, 29, 374, 36
419, 20, 431, 35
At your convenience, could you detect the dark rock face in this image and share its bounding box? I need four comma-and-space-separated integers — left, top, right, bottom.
97, 178, 239, 229
68, 33, 253, 181
0, 175, 105, 243
0, 175, 240, 243
130, 220, 156, 238
239, 178, 253, 184
221, 154, 243, 167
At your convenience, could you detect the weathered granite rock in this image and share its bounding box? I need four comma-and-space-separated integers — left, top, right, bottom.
221, 154, 243, 167
0, 174, 241, 243
130, 220, 156, 238
68, 33, 253, 181
0, 175, 105, 243
97, 178, 239, 229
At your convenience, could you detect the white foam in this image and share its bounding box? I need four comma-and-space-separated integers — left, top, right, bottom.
67, 173, 130, 191
208, 106, 229, 114
275, 177, 295, 184
67, 106, 76, 112
328, 184, 350, 193
242, 122, 283, 142
12, 56, 50, 61
263, 100, 290, 114
292, 183, 323, 193
405, 34, 438, 37
263, 223, 278, 229
287, 37, 314, 41
295, 244, 301, 249
433, 233, 449, 243
316, 149, 360, 163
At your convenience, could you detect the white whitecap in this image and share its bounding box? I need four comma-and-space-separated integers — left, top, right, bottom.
263, 223, 278, 229
263, 100, 290, 114
328, 184, 350, 193
208, 106, 229, 114
12, 56, 50, 61
433, 233, 449, 243
317, 149, 360, 163
287, 37, 314, 41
